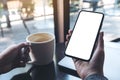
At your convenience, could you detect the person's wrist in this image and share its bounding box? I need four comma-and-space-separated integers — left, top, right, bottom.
81, 70, 104, 79
84, 74, 108, 80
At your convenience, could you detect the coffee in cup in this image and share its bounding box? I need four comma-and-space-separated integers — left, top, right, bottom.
26, 32, 55, 65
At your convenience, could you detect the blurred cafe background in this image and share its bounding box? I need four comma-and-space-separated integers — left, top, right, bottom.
0, 0, 120, 50
0, 0, 120, 51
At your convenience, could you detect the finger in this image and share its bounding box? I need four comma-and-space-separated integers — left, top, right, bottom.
21, 46, 30, 62
12, 60, 26, 69
19, 61, 26, 67
73, 58, 78, 63
65, 35, 71, 46
18, 43, 30, 60
68, 29, 73, 35
2, 42, 29, 57
65, 41, 68, 46
90, 32, 104, 63
66, 34, 70, 41
16, 58, 27, 67
23, 47, 30, 62
72, 58, 83, 65
66, 29, 73, 40
97, 32, 104, 50
93, 32, 103, 52
17, 42, 29, 50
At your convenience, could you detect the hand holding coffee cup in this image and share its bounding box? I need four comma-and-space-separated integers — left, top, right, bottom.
26, 32, 55, 65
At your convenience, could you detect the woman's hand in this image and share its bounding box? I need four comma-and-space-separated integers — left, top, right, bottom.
73, 32, 105, 79
0, 42, 30, 74
66, 30, 105, 79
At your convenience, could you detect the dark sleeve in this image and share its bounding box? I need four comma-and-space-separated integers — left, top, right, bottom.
84, 74, 108, 80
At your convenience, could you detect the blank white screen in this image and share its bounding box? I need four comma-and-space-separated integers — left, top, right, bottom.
65, 11, 103, 60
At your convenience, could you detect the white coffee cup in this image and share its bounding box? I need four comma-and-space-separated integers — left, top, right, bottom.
26, 32, 55, 65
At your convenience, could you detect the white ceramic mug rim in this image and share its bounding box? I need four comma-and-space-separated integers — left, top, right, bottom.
26, 32, 55, 44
